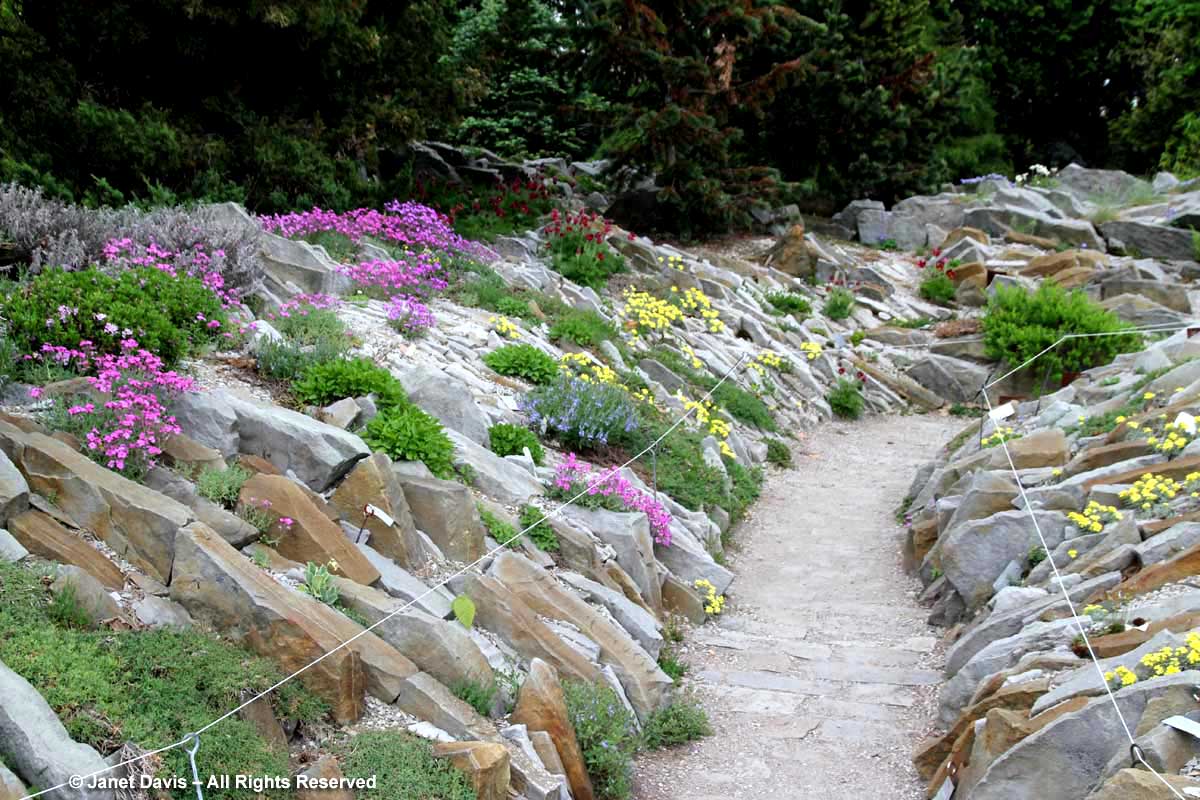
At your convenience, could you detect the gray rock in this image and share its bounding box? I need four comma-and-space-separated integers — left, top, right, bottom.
0, 450, 30, 527
355, 543, 454, 618
143, 467, 258, 547
258, 227, 349, 296
559, 571, 664, 659
939, 507, 1070, 610
831, 199, 885, 234
970, 672, 1200, 800
1100, 220, 1197, 261
638, 359, 686, 393
654, 521, 734, 595
396, 365, 490, 445
905, 354, 990, 403
0, 528, 28, 562
0, 761, 25, 799
51, 565, 121, 624
319, 397, 361, 429
133, 595, 193, 629
444, 429, 543, 506
964, 206, 1105, 250
892, 194, 968, 230
561, 506, 662, 611
1136, 522, 1200, 566
1147, 359, 1200, 395
173, 389, 369, 491
393, 473, 486, 563
991, 585, 1049, 615
0, 659, 115, 800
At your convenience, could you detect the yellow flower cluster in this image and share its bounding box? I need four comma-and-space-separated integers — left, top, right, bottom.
1104, 665, 1139, 687
980, 426, 1019, 448
1119, 472, 1184, 511
559, 352, 619, 385
680, 342, 704, 370
799, 341, 822, 361
1141, 633, 1200, 676
631, 386, 658, 408
618, 289, 683, 338
487, 315, 521, 339
657, 254, 686, 271
678, 391, 735, 457
1067, 500, 1123, 532
694, 578, 726, 615
1140, 419, 1193, 454
673, 287, 725, 333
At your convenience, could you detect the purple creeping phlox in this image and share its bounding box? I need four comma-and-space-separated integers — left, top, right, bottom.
386, 294, 436, 336
263, 293, 342, 322
102, 237, 241, 308
30, 339, 197, 478
552, 453, 673, 546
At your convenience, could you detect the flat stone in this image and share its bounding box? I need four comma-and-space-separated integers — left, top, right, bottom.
0, 449, 30, 527
432, 742, 510, 800
0, 528, 27, 562
355, 543, 453, 618
328, 453, 417, 568
133, 595, 193, 629
8, 510, 124, 589
511, 660, 595, 800
394, 474, 486, 563
51, 565, 122, 624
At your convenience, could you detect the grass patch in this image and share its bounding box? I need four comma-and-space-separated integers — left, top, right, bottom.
822, 287, 856, 320
765, 437, 792, 467
657, 648, 689, 681
642, 698, 712, 750
196, 464, 253, 510
451, 679, 497, 717
0, 561, 327, 799
480, 505, 519, 547
765, 291, 812, 317
827, 377, 865, 419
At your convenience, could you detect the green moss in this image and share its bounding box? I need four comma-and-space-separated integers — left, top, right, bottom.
336, 731, 474, 800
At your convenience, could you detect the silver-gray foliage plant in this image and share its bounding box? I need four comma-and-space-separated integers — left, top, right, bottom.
0, 182, 264, 293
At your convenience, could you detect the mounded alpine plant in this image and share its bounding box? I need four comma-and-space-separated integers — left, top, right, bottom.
550, 453, 672, 546
520, 375, 639, 449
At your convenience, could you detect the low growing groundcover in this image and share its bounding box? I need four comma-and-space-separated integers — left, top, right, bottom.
0, 561, 327, 799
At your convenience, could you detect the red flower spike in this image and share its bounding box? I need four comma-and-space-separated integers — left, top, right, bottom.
838, 367, 846, 374
947, 270, 956, 279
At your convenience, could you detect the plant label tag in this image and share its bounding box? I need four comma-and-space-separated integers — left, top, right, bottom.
931, 777, 955, 800
988, 401, 1015, 421
1164, 715, 1200, 740
365, 504, 395, 528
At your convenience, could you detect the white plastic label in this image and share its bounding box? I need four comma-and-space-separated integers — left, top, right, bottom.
988, 401, 1015, 421
1164, 715, 1200, 740
931, 777, 955, 800
365, 504, 395, 528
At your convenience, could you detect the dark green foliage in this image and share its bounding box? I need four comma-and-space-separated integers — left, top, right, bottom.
337, 731, 475, 800
919, 272, 957, 305
549, 309, 620, 348
828, 378, 865, 420
724, 457, 763, 523
822, 287, 855, 320
982, 283, 1142, 384
292, 358, 407, 411
488, 423, 545, 465
765, 438, 792, 467
413, 175, 555, 242
711, 382, 776, 432
545, 211, 626, 289
657, 648, 689, 681
3, 267, 226, 365
273, 308, 348, 348
479, 506, 519, 547
363, 406, 456, 479
562, 680, 641, 800
483, 344, 560, 385
0, 0, 462, 210
451, 679, 497, 717
518, 504, 560, 552
0, 561, 326, 799
196, 465, 253, 510
642, 698, 712, 750
948, 403, 985, 418
254, 337, 349, 383
765, 291, 812, 317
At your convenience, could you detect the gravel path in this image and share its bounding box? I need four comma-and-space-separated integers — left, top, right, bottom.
634, 413, 962, 800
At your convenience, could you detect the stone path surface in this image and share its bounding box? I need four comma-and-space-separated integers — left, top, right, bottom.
634, 413, 962, 800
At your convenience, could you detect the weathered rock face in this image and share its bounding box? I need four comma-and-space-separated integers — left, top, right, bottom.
444, 429, 544, 506
0, 450, 29, 527
329, 453, 417, 567
906, 354, 991, 403
170, 522, 402, 722
394, 473, 486, 562
489, 552, 672, 721
759, 223, 817, 276
560, 506, 661, 612
969, 673, 1200, 800
0, 659, 115, 800
939, 509, 1069, 609
964, 206, 1106, 250
8, 510, 124, 589
0, 421, 191, 583
1100, 220, 1198, 261
432, 742, 511, 800
294, 755, 354, 800
396, 365, 491, 445
239, 473, 380, 585
51, 565, 122, 624
0, 761, 26, 800
173, 390, 369, 491
143, 467, 258, 547
1087, 768, 1200, 800
559, 571, 664, 659
511, 659, 595, 800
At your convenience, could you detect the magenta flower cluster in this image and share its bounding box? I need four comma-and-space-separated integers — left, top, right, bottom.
386, 294, 436, 337
263, 293, 342, 323
102, 237, 241, 308
31, 339, 196, 478
552, 453, 673, 546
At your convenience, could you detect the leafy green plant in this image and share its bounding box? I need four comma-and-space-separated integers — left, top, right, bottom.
479, 506, 519, 547
272, 306, 347, 347
657, 648, 689, 681
724, 457, 763, 524
919, 272, 957, 305
1192, 229, 1200, 262
47, 580, 93, 629
337, 731, 475, 800
1028, 545, 1047, 567
563, 680, 641, 800
948, 403, 985, 418
488, 423, 545, 465
827, 377, 865, 419
850, 329, 866, 346
544, 209, 626, 289
255, 337, 349, 382
297, 561, 340, 606
518, 504, 560, 552
451, 595, 476, 629
483, 343, 560, 385
983, 283, 1142, 383
292, 357, 407, 410
196, 464, 252, 510
765, 438, 792, 467
549, 309, 620, 347
823, 287, 856, 320
362, 406, 456, 479
641, 698, 712, 750
3, 266, 227, 366
451, 679, 496, 717
765, 291, 812, 316
712, 383, 776, 431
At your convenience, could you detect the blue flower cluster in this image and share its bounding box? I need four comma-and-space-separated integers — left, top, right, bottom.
519, 375, 639, 449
